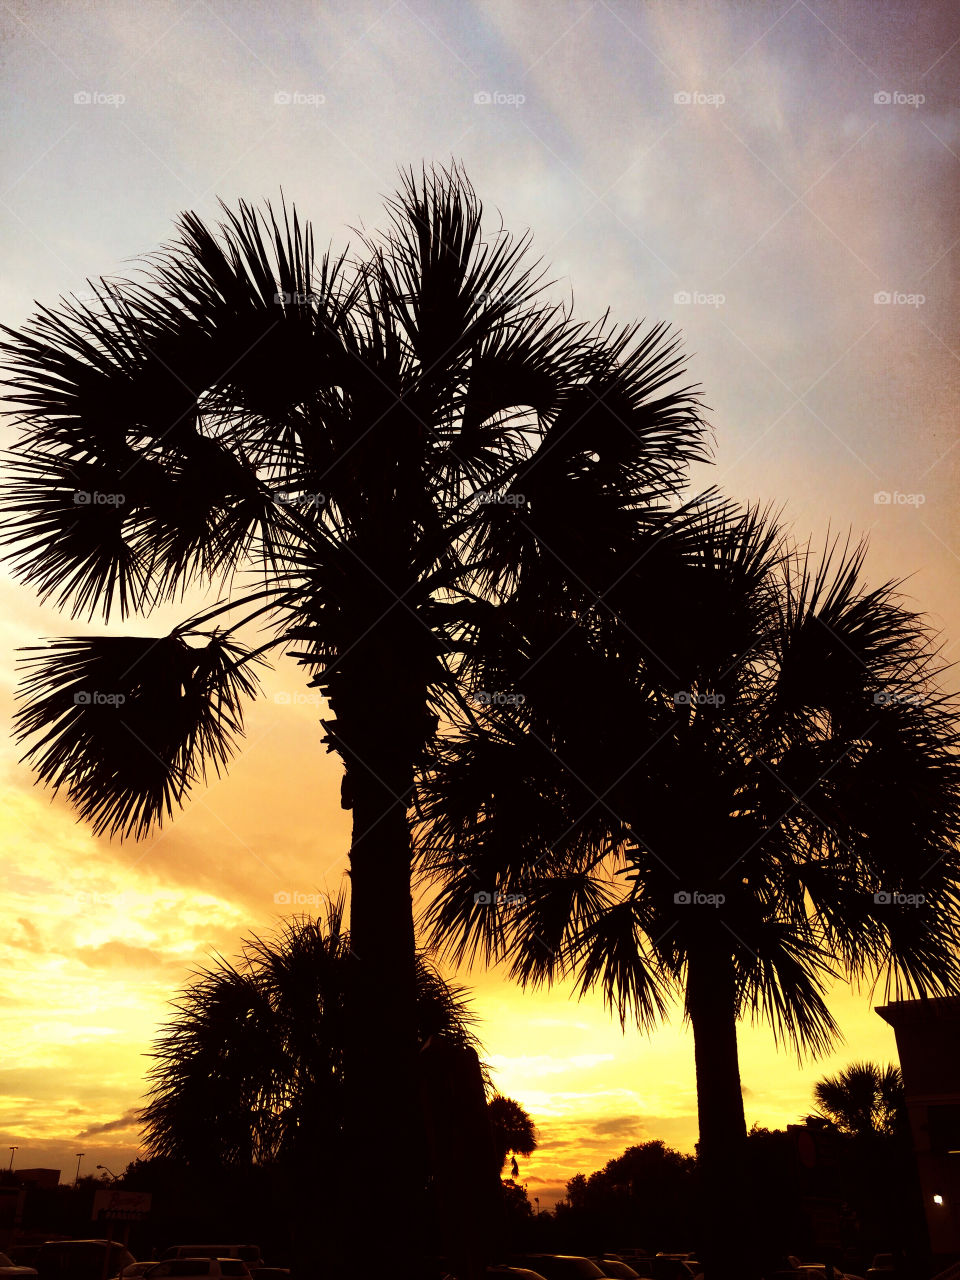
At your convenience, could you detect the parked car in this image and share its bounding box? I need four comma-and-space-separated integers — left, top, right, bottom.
609, 1257, 654, 1279
866, 1259, 895, 1280
593, 1261, 640, 1280
517, 1258, 608, 1280
144, 1264, 249, 1280
159, 1253, 259, 1267
651, 1258, 701, 1280
247, 1271, 288, 1280
488, 1270, 549, 1280
6, 1252, 41, 1272
34, 1241, 137, 1280
0, 1253, 38, 1279
111, 1264, 158, 1280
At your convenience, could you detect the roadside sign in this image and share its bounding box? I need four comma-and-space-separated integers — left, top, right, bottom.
92, 1189, 152, 1222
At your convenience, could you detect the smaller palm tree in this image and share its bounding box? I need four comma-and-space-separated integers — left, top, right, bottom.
487, 1094, 538, 1176
141, 897, 484, 1277
813, 1061, 905, 1138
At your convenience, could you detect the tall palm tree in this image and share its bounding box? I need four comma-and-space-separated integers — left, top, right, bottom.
813, 1061, 905, 1138
416, 499, 960, 1280
1, 164, 708, 1277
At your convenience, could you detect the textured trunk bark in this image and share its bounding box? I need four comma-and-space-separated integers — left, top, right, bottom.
686, 945, 756, 1280
320, 648, 426, 1280
341, 770, 421, 1280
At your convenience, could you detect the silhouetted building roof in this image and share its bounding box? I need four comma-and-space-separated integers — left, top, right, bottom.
876, 997, 960, 1258
15, 1169, 61, 1189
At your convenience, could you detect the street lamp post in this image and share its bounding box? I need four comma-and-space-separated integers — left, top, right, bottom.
74, 1153, 85, 1186
7, 1147, 17, 1172
96, 1165, 119, 1180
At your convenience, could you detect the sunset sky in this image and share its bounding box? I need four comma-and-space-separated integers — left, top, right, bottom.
1, 0, 958, 1208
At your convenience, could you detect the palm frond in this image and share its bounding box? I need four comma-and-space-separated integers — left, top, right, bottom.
14, 628, 262, 837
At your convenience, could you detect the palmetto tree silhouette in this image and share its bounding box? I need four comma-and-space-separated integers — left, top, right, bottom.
141, 899, 484, 1168
1, 164, 708, 1277
813, 1061, 905, 1138
486, 1094, 538, 1174
416, 499, 960, 1279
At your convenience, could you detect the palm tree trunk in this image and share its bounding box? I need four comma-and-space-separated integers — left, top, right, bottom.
344, 770, 421, 1275
686, 944, 756, 1280
327, 656, 425, 1280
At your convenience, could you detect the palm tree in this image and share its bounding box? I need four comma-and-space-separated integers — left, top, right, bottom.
416, 499, 960, 1280
141, 899, 484, 1168
813, 1061, 905, 1138
486, 1095, 538, 1175
2, 164, 708, 1277
141, 900, 485, 1273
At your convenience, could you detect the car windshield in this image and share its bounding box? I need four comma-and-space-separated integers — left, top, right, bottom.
219, 1266, 246, 1277
0, 1256, 13, 1267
